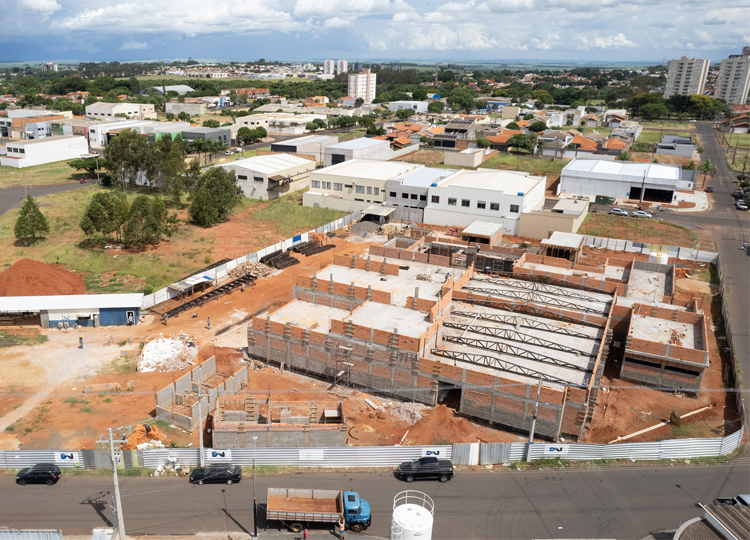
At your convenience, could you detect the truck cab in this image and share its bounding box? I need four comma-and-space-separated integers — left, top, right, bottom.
343, 491, 371, 532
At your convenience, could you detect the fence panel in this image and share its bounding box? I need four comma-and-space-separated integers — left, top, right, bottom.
2, 450, 84, 469
479, 443, 510, 465
509, 443, 527, 462
658, 438, 724, 460
452, 443, 479, 465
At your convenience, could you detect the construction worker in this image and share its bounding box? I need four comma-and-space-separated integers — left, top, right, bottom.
79, 335, 83, 349
207, 317, 211, 330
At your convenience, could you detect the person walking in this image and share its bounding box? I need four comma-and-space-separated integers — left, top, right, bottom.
303, 528, 308, 540
743, 241, 747, 251
338, 515, 345, 540
78, 335, 83, 349
207, 317, 211, 330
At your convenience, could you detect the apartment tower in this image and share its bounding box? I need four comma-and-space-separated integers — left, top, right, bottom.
664, 56, 710, 98
715, 47, 750, 105
323, 59, 335, 76
348, 68, 377, 104
337, 59, 348, 75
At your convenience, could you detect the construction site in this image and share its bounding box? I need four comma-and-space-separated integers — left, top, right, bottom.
0, 220, 738, 451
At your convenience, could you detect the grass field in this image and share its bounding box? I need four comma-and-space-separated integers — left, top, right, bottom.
579, 214, 699, 248
642, 121, 695, 130
581, 127, 613, 137
0, 161, 87, 188
0, 183, 344, 293
725, 133, 750, 149
336, 129, 367, 141
637, 130, 692, 145
481, 152, 567, 175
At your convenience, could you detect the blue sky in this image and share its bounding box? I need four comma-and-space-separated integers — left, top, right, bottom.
1, 0, 747, 64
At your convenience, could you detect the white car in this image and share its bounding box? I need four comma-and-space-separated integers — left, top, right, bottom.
737, 201, 748, 211
609, 208, 628, 216
224, 151, 232, 156
632, 210, 653, 219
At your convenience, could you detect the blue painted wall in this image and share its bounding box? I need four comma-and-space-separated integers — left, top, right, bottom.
99, 307, 139, 326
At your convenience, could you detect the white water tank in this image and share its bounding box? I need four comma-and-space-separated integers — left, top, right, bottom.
648, 250, 669, 265
390, 490, 434, 540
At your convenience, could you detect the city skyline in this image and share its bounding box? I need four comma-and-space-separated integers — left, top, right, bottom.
1, 0, 746, 63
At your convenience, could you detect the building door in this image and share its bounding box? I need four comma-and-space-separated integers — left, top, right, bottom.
331, 154, 346, 165
438, 380, 462, 411
126, 311, 135, 326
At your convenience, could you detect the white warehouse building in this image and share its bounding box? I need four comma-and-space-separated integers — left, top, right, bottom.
423, 169, 546, 236
0, 135, 88, 168
210, 154, 316, 201
559, 159, 696, 203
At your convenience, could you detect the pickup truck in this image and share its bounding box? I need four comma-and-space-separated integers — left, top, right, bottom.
395, 456, 454, 483
266, 488, 371, 534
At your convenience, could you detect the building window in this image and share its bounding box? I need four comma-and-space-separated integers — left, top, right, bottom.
461, 199, 470, 207
477, 201, 486, 209
254, 176, 263, 182
312, 180, 320, 188
390, 191, 397, 197
490, 202, 500, 211
410, 194, 418, 200
401, 193, 409, 199
366, 186, 372, 195
374, 187, 380, 195
345, 184, 353, 188
325, 182, 331, 189
237, 175, 247, 180
354, 198, 364, 202
431, 195, 440, 203
334, 183, 343, 191
355, 185, 365, 194
419, 194, 427, 201
510, 204, 520, 213
448, 198, 457, 206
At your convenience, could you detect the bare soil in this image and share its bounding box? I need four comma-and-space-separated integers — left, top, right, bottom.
394, 150, 445, 166
0, 258, 87, 296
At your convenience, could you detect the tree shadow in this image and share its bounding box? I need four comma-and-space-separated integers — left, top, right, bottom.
13, 236, 47, 247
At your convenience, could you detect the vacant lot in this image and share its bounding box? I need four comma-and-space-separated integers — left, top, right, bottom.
578, 214, 699, 248
581, 127, 613, 137
395, 149, 445, 166
336, 128, 367, 141
637, 130, 693, 145
0, 161, 85, 188
481, 152, 568, 175
0, 185, 345, 293
724, 133, 750, 149
642, 121, 696, 131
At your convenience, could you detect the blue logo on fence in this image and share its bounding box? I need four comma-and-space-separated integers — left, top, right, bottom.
547, 447, 564, 452
59, 453, 75, 460
424, 451, 440, 456
212, 451, 226, 458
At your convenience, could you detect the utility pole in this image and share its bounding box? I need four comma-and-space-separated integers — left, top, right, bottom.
526, 375, 542, 461
103, 428, 126, 539
186, 389, 205, 467
23, 170, 27, 198
640, 170, 646, 206
252, 435, 258, 540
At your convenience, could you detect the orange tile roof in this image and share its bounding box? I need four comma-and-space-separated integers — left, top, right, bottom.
571, 134, 598, 152
516, 120, 530, 127
425, 126, 444, 135
371, 135, 388, 140
604, 138, 628, 150
393, 137, 413, 148
487, 131, 523, 144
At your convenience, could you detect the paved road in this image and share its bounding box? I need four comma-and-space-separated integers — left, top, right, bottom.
2, 463, 749, 539
0, 182, 90, 217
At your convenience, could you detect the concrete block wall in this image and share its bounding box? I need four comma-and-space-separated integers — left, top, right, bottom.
174, 371, 192, 396
156, 386, 174, 409
213, 426, 346, 448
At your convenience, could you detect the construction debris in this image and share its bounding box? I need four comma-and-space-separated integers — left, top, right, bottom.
139, 334, 200, 373
229, 261, 274, 280
122, 424, 168, 450
385, 402, 428, 425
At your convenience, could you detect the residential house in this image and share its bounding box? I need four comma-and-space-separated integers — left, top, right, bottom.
236, 88, 271, 99
432, 119, 477, 149
728, 115, 750, 133
336, 96, 355, 108
486, 129, 523, 151
655, 135, 697, 158
601, 136, 631, 156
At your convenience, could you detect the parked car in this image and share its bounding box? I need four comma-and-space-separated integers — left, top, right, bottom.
732, 190, 744, 199
632, 210, 653, 219
609, 208, 628, 216
736, 201, 748, 211
705, 186, 714, 193
16, 463, 61, 486
189, 464, 242, 485
224, 150, 232, 156
395, 456, 454, 483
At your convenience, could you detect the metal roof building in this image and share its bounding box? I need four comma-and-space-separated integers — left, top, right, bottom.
559, 158, 696, 203
0, 293, 143, 328
211, 154, 316, 200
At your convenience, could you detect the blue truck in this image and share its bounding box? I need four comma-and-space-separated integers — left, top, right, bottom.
266, 487, 371, 533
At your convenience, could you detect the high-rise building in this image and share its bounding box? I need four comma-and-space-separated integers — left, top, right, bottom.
348, 68, 377, 104
664, 57, 710, 98
353, 62, 364, 71
337, 59, 348, 75
40, 62, 58, 72
323, 59, 335, 76
715, 48, 750, 105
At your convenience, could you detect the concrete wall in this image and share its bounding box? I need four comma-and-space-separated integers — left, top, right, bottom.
213, 425, 346, 448
518, 207, 589, 239
165, 102, 206, 115
324, 140, 393, 166
444, 149, 496, 168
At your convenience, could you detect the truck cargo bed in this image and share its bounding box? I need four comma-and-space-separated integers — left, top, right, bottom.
266, 488, 342, 523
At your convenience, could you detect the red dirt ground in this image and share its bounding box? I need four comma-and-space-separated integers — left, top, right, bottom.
0, 258, 87, 296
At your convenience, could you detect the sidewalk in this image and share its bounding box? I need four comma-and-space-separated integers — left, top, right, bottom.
616, 190, 709, 213
86, 533, 388, 540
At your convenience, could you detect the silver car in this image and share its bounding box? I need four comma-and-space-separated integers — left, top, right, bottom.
632, 210, 653, 218
609, 208, 628, 216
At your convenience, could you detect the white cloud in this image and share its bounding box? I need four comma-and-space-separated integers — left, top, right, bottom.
703, 17, 727, 25
374, 22, 526, 51
294, 0, 411, 18
119, 40, 149, 50
578, 33, 637, 50
17, 0, 61, 12
322, 17, 352, 28
530, 33, 561, 50
650, 22, 676, 28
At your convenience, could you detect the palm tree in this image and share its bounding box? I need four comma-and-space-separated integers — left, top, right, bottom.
698, 159, 718, 188
536, 138, 545, 157
211, 139, 228, 162
189, 138, 208, 167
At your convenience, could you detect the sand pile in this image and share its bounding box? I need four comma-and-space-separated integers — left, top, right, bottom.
0, 258, 87, 297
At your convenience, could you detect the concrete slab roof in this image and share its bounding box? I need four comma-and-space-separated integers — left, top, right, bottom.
541, 231, 584, 250
346, 302, 431, 338
314, 159, 421, 181
274, 134, 338, 146
626, 267, 667, 303
216, 154, 312, 174
629, 313, 698, 349
462, 220, 503, 239
518, 261, 626, 281
0, 293, 144, 313
437, 169, 543, 194
327, 137, 390, 150
269, 300, 350, 334
391, 166, 459, 188
6, 135, 85, 146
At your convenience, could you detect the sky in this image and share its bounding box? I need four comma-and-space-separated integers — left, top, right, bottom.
0, 0, 748, 64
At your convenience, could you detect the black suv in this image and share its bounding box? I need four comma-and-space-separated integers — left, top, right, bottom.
395, 456, 455, 483
16, 463, 61, 486
189, 464, 242, 485
732, 190, 744, 198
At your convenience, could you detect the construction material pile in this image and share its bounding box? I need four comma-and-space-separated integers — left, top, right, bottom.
351, 221, 380, 236
228, 261, 273, 279
384, 402, 428, 425
139, 334, 200, 373
0, 258, 87, 296
122, 424, 168, 450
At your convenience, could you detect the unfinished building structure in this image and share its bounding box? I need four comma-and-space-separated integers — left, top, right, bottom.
212, 395, 346, 448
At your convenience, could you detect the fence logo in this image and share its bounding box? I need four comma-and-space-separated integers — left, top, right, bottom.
54, 452, 82, 464
207, 449, 232, 461
421, 449, 441, 457
542, 444, 569, 456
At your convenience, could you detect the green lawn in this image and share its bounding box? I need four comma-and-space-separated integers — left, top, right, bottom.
581, 127, 613, 137
579, 214, 698, 249
637, 130, 692, 145
0, 160, 88, 188
725, 133, 750, 149
336, 129, 367, 142
481, 152, 567, 175
642, 121, 695, 130
253, 191, 346, 236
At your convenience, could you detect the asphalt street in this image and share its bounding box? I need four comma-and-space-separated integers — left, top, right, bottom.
2, 462, 750, 539
0, 182, 89, 218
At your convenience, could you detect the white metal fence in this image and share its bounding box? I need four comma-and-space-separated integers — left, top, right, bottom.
581, 235, 718, 263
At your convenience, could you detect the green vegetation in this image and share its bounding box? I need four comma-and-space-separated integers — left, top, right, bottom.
641, 121, 695, 130
189, 167, 243, 228
725, 133, 750, 149
337, 129, 367, 142
581, 127, 614, 137
0, 161, 85, 188
252, 192, 346, 236
637, 130, 692, 145
579, 214, 699, 248
693, 265, 720, 285
63, 397, 88, 405
14, 196, 50, 241
669, 423, 707, 438
79, 406, 94, 413
100, 355, 137, 375
481, 152, 567, 175
5, 425, 15, 432
0, 332, 48, 347
103, 397, 112, 403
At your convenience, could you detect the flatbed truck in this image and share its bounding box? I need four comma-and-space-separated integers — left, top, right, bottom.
266, 487, 371, 533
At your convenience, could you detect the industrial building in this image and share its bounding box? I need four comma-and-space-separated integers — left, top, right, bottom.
181, 126, 231, 146
385, 166, 459, 222
559, 159, 696, 203
387, 101, 429, 113
0, 293, 143, 328
323, 137, 394, 166
270, 134, 339, 162
0, 110, 66, 138
0, 135, 88, 168
211, 154, 315, 200
238, 113, 327, 135
165, 102, 206, 116
85, 102, 157, 121
303, 160, 421, 212
656, 135, 697, 158
88, 120, 156, 148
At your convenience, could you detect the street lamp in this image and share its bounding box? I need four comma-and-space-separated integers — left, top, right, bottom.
186, 389, 205, 467
253, 435, 258, 540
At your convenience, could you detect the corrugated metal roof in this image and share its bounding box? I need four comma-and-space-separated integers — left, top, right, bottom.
327, 137, 388, 150
0, 531, 63, 540
541, 231, 584, 250
219, 154, 313, 175
563, 158, 681, 182
0, 294, 143, 313
363, 206, 395, 217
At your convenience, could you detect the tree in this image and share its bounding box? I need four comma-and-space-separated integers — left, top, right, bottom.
523, 113, 534, 120
254, 126, 267, 139
528, 121, 547, 133
306, 122, 318, 132
683, 160, 697, 171
395, 109, 413, 121
68, 157, 99, 177
237, 127, 253, 145
80, 191, 130, 242
203, 119, 220, 128
123, 195, 167, 248
616, 151, 633, 161
476, 138, 491, 149
104, 128, 149, 192
698, 159, 718, 186
506, 134, 535, 153
188, 138, 210, 166
640, 102, 669, 121
354, 97, 364, 108
412, 88, 428, 101
506, 122, 520, 131
189, 167, 243, 227
532, 89, 553, 105
427, 101, 445, 113
14, 195, 49, 241
177, 111, 191, 122
447, 88, 476, 112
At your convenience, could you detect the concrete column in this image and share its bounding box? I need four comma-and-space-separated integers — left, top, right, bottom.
412, 287, 419, 310
329, 275, 334, 293
367, 285, 372, 301
366, 256, 371, 272
312, 269, 318, 290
